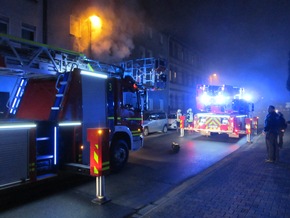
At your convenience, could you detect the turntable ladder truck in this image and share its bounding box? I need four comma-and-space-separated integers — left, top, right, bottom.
0, 33, 144, 189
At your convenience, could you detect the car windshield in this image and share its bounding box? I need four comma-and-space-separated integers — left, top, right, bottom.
143, 113, 150, 120
168, 114, 176, 119
143, 112, 160, 120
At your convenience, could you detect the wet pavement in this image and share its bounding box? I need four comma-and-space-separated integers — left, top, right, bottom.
131, 130, 290, 218
1, 129, 290, 218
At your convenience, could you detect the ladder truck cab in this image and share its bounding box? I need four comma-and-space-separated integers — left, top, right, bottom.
193, 84, 258, 138
0, 34, 143, 189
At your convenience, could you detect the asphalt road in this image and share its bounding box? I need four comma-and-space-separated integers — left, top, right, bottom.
0, 130, 247, 218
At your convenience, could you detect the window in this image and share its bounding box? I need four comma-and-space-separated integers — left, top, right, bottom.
159, 34, 164, 44
148, 27, 153, 39
178, 46, 184, 61
69, 15, 81, 38
158, 112, 166, 119
169, 41, 174, 57
123, 91, 139, 109
0, 16, 9, 34
140, 23, 146, 34
146, 49, 152, 58
139, 46, 145, 58
22, 23, 36, 41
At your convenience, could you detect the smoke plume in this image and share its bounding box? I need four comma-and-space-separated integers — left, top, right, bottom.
73, 0, 144, 63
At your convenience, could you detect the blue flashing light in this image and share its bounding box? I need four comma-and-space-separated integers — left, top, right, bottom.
200, 93, 210, 105
54, 127, 57, 165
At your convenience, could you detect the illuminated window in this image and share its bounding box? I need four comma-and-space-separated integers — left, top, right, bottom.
169, 70, 172, 81
69, 15, 81, 38
22, 23, 36, 41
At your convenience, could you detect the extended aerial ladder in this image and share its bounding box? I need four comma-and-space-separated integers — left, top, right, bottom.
0, 34, 167, 116
0, 33, 124, 117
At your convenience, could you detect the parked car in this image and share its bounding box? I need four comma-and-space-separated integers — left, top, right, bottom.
168, 113, 177, 129
142, 111, 168, 136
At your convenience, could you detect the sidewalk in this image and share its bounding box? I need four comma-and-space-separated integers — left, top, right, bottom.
131, 130, 290, 218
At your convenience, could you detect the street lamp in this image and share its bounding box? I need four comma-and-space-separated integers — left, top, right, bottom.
89, 15, 102, 29
209, 73, 218, 85
87, 15, 102, 58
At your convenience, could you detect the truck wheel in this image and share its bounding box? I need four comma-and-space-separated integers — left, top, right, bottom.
163, 125, 168, 133
110, 140, 129, 172
143, 127, 149, 136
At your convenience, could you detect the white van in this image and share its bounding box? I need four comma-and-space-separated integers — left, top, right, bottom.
142, 111, 168, 136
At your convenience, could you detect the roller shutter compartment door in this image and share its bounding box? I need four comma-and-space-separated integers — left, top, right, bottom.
0, 129, 29, 187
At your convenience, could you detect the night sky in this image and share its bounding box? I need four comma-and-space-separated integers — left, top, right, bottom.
140, 0, 290, 104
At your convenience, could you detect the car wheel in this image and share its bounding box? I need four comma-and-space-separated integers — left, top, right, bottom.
110, 139, 129, 172
143, 127, 149, 136
163, 125, 168, 133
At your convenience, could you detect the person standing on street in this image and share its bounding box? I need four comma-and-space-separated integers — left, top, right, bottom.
277, 111, 287, 149
176, 109, 182, 132
263, 105, 279, 163
186, 108, 194, 128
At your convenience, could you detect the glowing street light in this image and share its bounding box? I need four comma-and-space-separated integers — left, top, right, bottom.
209, 73, 219, 85
89, 15, 102, 29
87, 15, 102, 58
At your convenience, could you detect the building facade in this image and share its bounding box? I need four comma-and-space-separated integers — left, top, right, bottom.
0, 0, 207, 114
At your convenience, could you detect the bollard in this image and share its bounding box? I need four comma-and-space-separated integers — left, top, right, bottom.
245, 118, 252, 143
252, 117, 259, 136
180, 115, 185, 137
87, 128, 111, 205
92, 176, 110, 205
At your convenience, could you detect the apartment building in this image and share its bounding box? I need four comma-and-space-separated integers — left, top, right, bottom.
0, 0, 207, 114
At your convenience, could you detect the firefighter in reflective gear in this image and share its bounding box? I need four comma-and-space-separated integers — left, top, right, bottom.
176, 109, 182, 131
186, 108, 193, 127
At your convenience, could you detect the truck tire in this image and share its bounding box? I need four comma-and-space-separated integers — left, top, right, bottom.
143, 127, 149, 136
110, 139, 129, 172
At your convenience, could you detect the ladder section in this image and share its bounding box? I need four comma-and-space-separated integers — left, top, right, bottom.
36, 121, 56, 175
120, 57, 167, 89
0, 33, 125, 79
0, 33, 84, 78
49, 72, 70, 120
7, 78, 27, 115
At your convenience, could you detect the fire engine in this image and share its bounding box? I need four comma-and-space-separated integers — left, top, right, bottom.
192, 84, 258, 138
0, 33, 163, 188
